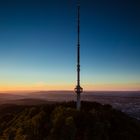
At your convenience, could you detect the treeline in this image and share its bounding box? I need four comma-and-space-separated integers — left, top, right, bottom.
0, 101, 140, 140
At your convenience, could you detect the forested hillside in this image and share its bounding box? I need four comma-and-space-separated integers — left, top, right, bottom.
0, 101, 140, 140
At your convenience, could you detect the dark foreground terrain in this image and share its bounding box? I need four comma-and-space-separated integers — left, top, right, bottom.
0, 101, 140, 140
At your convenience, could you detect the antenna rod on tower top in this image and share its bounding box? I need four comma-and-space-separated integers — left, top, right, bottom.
75, 0, 83, 110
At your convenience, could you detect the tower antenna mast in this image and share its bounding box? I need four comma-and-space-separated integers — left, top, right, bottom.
74, 0, 83, 110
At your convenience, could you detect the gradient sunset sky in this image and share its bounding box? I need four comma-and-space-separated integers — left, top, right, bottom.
0, 0, 140, 91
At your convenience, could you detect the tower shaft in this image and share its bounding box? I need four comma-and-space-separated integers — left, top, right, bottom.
77, 3, 80, 87
75, 0, 83, 110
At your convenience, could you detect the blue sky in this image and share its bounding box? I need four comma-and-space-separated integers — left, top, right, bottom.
0, 0, 140, 91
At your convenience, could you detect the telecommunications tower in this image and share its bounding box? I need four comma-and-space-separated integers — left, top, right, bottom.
74, 0, 83, 110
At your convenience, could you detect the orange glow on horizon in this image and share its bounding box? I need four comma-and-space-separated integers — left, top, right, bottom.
84, 83, 140, 91
0, 83, 140, 92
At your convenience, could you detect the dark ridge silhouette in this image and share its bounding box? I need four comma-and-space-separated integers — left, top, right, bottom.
0, 101, 140, 140
0, 98, 54, 105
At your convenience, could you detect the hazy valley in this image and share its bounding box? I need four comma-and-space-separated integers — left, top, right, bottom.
0, 91, 140, 120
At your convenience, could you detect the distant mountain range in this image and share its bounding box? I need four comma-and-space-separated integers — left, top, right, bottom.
1, 90, 140, 100
0, 91, 140, 120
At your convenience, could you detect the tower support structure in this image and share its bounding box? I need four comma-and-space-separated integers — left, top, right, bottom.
74, 0, 83, 110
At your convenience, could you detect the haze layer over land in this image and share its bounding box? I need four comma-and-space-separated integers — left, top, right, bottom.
0, 91, 140, 120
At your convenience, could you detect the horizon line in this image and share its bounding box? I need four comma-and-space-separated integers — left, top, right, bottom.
0, 89, 140, 94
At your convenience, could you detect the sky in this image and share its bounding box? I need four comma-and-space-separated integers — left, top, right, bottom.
0, 0, 140, 91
